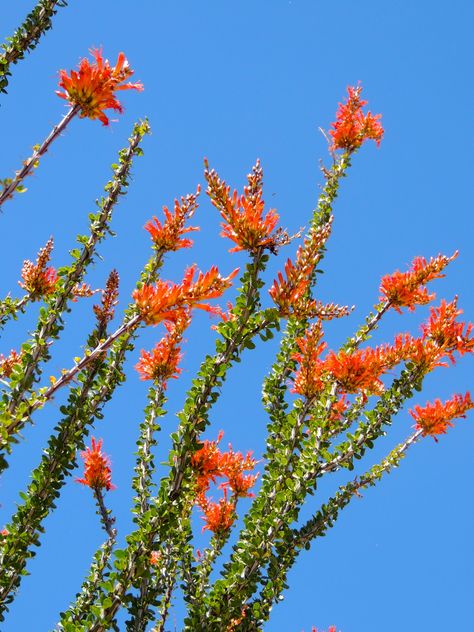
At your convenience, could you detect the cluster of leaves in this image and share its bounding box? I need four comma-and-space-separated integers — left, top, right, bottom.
0, 0, 68, 93
0, 6, 472, 632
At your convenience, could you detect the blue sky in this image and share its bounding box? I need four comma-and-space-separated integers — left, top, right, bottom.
1, 1, 473, 630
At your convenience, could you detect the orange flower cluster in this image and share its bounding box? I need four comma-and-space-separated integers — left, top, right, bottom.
211, 301, 236, 330
19, 237, 58, 298
57, 49, 143, 125
145, 189, 200, 252
219, 446, 259, 498
191, 431, 225, 492
205, 160, 283, 253
76, 437, 115, 491
149, 550, 162, 566
400, 337, 447, 374
199, 490, 236, 535
327, 394, 350, 423
311, 627, 337, 632
135, 332, 182, 384
269, 220, 333, 317
379, 252, 457, 312
135, 311, 191, 384
293, 294, 473, 406
410, 393, 474, 440
395, 298, 474, 373
323, 347, 392, 396
329, 85, 383, 151
421, 298, 474, 363
133, 265, 238, 326
0, 350, 21, 378
310, 301, 353, 322
293, 330, 419, 399
270, 258, 312, 317
191, 432, 258, 534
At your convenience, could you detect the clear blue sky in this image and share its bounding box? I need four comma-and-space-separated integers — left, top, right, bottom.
1, 2, 473, 630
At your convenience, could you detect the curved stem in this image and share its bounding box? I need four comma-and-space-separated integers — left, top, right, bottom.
0, 106, 78, 208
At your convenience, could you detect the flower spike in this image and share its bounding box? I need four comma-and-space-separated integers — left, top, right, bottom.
205, 160, 285, 254
145, 188, 200, 252
135, 311, 191, 384
19, 237, 58, 298
410, 393, 474, 440
269, 219, 333, 317
380, 252, 458, 313
421, 298, 474, 362
330, 84, 383, 151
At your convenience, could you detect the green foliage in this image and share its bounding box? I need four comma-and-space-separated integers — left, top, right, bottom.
0, 0, 69, 94
0, 15, 469, 630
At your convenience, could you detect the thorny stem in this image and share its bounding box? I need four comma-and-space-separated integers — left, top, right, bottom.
262, 153, 351, 444
0, 106, 78, 208
317, 367, 424, 479
169, 248, 265, 500
0, 121, 148, 461
66, 533, 117, 626
135, 385, 164, 517
185, 532, 229, 622
0, 360, 104, 608
208, 366, 424, 624
344, 300, 391, 352
85, 250, 269, 630
0, 331, 133, 610
296, 428, 423, 547
0, 244, 165, 610
253, 299, 389, 571
153, 579, 174, 632
250, 429, 423, 623
130, 385, 165, 632
7, 313, 142, 431
232, 383, 337, 592
54, 259, 165, 629
94, 486, 116, 540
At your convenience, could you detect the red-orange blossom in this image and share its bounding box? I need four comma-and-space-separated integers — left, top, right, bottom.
57, 49, 143, 125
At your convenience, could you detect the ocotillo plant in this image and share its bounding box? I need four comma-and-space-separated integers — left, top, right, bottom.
0, 6, 472, 632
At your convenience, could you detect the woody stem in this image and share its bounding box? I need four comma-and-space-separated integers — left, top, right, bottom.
93, 486, 116, 539
5, 313, 141, 437
0, 105, 79, 208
